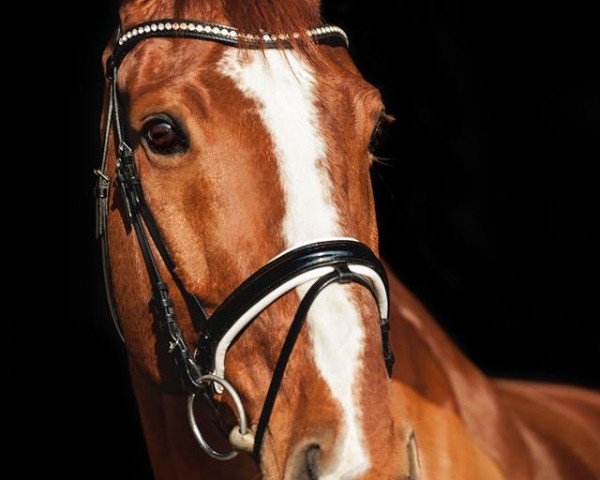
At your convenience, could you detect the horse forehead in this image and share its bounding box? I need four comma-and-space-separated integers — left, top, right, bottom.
120, 39, 224, 93
213, 48, 368, 147
122, 41, 373, 121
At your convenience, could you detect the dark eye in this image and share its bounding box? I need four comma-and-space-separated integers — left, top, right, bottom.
369, 112, 390, 154
142, 118, 188, 154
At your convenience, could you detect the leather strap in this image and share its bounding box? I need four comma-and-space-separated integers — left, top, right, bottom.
109, 19, 349, 71
94, 85, 125, 343
252, 267, 385, 458
94, 33, 124, 341
196, 240, 393, 377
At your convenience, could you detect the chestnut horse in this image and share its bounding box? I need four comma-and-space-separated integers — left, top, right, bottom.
98, 0, 600, 478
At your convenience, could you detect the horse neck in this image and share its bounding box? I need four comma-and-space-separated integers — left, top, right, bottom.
389, 273, 493, 410
387, 270, 529, 470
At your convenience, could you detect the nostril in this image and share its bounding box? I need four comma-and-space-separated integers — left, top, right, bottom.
305, 444, 321, 480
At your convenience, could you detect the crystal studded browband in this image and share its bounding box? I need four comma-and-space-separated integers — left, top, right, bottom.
110, 19, 349, 70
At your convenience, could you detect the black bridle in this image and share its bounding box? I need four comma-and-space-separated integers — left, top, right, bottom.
95, 18, 394, 461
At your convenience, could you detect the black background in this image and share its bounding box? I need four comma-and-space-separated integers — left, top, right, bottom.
12, 0, 598, 476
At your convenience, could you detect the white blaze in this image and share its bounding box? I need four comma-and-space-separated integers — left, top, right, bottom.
219, 50, 369, 477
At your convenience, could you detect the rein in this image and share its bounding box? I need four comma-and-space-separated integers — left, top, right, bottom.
95, 18, 394, 461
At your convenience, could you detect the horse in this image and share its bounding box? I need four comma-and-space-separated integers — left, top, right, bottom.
96, 1, 600, 478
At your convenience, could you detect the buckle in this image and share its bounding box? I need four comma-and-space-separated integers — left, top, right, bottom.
94, 169, 110, 198
94, 170, 111, 238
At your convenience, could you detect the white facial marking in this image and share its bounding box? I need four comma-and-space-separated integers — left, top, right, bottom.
219, 50, 370, 477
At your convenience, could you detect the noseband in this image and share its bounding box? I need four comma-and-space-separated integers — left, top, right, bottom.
95, 19, 394, 461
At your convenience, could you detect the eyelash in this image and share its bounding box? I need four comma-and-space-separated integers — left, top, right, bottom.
369, 113, 388, 153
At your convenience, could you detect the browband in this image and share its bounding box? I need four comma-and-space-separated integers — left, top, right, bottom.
110, 19, 349, 71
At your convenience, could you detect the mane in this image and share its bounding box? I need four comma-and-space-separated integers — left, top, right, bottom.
119, 0, 321, 35
197, 0, 321, 36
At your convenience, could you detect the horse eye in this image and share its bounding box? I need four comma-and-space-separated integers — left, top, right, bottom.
143, 118, 188, 154
369, 112, 390, 154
